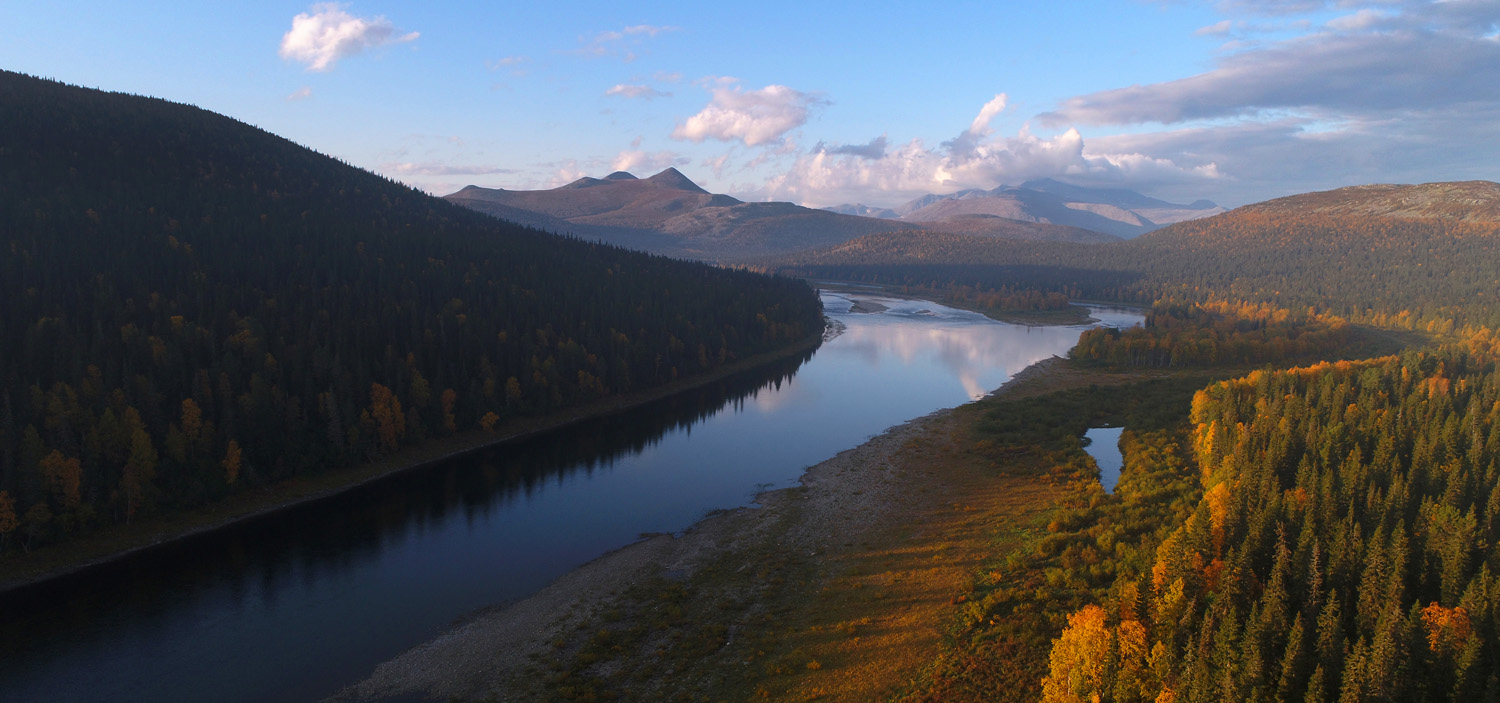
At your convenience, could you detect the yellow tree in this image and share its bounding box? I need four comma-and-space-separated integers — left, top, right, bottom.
223, 440, 243, 485
440, 388, 457, 434
39, 449, 82, 509
1041, 605, 1113, 703
120, 407, 157, 523
479, 412, 500, 432
369, 383, 404, 453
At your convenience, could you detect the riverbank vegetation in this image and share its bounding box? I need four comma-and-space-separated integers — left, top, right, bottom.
1072, 301, 1355, 368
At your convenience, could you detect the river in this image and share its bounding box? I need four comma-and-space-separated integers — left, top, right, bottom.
0, 292, 1141, 703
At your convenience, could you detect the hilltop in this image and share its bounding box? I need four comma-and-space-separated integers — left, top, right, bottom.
1237, 180, 1500, 224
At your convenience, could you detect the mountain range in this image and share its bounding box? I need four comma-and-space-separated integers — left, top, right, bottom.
444, 169, 1123, 261
823, 178, 1225, 240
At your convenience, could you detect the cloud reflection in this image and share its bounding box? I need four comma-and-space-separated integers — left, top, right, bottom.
827, 298, 1124, 401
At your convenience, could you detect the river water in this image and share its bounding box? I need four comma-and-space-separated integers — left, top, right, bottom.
0, 293, 1141, 703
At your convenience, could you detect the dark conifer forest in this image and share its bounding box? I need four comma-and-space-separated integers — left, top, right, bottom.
0, 71, 821, 550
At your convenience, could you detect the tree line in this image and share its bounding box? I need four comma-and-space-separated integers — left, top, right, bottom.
1073, 301, 1354, 368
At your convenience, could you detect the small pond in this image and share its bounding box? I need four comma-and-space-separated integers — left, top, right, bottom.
1084, 427, 1125, 493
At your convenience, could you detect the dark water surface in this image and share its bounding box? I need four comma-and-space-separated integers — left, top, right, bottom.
0, 294, 1140, 703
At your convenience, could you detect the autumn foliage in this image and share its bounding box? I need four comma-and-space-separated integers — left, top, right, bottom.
1042, 350, 1500, 702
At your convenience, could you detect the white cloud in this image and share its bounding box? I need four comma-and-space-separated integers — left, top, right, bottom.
577, 24, 679, 59
1044, 34, 1500, 126
753, 95, 1218, 208
286, 86, 313, 101
945, 93, 1009, 158
486, 56, 527, 71
1195, 19, 1234, 36
606, 84, 672, 99
612, 149, 688, 173
279, 3, 418, 72
737, 1, 1500, 208
969, 94, 1009, 134
702, 153, 731, 178
671, 82, 825, 147
621, 24, 676, 38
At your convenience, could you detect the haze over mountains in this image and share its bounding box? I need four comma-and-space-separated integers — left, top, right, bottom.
824, 178, 1226, 240
444, 169, 1125, 261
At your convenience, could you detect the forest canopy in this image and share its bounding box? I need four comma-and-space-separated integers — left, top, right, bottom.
0, 71, 821, 551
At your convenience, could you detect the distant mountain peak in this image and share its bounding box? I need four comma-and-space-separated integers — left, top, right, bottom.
604, 171, 638, 181
453, 184, 500, 195
645, 167, 708, 193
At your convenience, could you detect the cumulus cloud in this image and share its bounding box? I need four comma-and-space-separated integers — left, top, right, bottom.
945, 93, 1009, 158
606, 84, 672, 99
744, 1, 1500, 208
671, 82, 825, 147
754, 95, 1219, 208
286, 86, 313, 101
969, 94, 1009, 134
279, 3, 418, 72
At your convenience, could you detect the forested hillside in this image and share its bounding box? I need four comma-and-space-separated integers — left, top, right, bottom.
0, 71, 821, 551
1042, 347, 1500, 702
766, 204, 1500, 330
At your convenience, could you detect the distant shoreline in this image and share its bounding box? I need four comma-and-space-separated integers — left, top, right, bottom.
816, 280, 1140, 327
0, 332, 824, 599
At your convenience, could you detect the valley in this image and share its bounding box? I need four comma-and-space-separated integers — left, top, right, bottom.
6, 8, 1500, 700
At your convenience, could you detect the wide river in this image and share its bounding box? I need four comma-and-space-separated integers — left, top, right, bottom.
0, 292, 1141, 703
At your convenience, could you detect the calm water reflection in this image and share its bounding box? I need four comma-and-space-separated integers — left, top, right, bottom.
0, 293, 1140, 703
1084, 427, 1126, 493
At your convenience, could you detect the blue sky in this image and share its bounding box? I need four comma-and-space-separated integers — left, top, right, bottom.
4, 1, 1499, 207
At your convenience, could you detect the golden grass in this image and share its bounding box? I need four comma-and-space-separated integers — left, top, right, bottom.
743, 410, 1062, 702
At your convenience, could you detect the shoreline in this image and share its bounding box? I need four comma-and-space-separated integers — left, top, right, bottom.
0, 332, 825, 599
330, 354, 1074, 702
817, 280, 1137, 327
